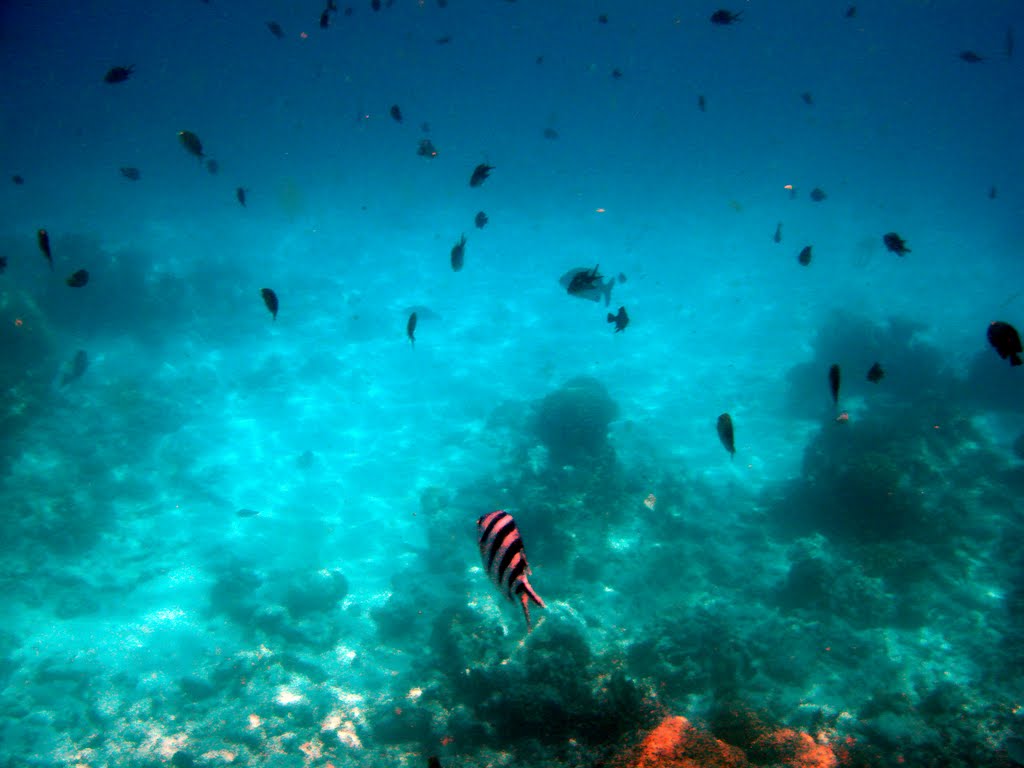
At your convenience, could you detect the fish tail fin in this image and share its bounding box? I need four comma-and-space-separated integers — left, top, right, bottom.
603, 280, 613, 307
518, 579, 545, 631
1013, 353, 1022, 366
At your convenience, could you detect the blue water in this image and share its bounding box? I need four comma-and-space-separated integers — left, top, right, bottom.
2, 1, 1024, 766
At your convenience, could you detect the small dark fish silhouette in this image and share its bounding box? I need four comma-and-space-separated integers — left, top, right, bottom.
267, 21, 285, 38
406, 311, 417, 346
866, 362, 885, 383
828, 364, 841, 406
450, 234, 466, 272
261, 288, 279, 320
427, 757, 442, 768
710, 9, 742, 25
716, 413, 735, 458
959, 50, 984, 63
61, 350, 89, 387
469, 164, 494, 187
844, 6, 856, 18
417, 139, 438, 158
543, 127, 559, 140
883, 232, 910, 255
120, 167, 141, 181
0, 256, 6, 273
597, 13, 608, 24
809, 187, 827, 202
560, 266, 614, 306
617, 272, 627, 284
236, 187, 246, 207
698, 94, 707, 112
798, 245, 812, 266
474, 211, 488, 229
104, 65, 134, 84
611, 68, 623, 79
178, 130, 204, 159
371, 0, 381, 10
436, 35, 452, 44
320, 9, 330, 28
989, 186, 998, 200
236, 508, 261, 518
37, 229, 53, 270
1007, 26, 1015, 59
800, 91, 814, 106
205, 158, 219, 175
607, 306, 629, 332
66, 269, 89, 288
12, 175, 25, 185
988, 321, 1023, 366
773, 222, 782, 243
389, 104, 403, 123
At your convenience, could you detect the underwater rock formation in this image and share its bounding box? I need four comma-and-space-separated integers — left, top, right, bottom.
533, 376, 619, 468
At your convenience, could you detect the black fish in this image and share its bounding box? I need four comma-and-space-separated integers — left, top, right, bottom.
178, 130, 204, 159
989, 186, 998, 200
120, 166, 140, 181
798, 245, 812, 266
450, 234, 466, 272
710, 9, 742, 25
867, 362, 885, 383
611, 68, 623, 79
37, 229, 53, 270
406, 311, 417, 346
205, 158, 219, 175
371, 0, 380, 10
844, 6, 856, 18
104, 65, 134, 84
607, 306, 629, 332
773, 222, 782, 243
474, 211, 488, 229
236, 508, 260, 518
428, 757, 442, 768
959, 50, 984, 63
436, 35, 452, 44
236, 187, 246, 207
261, 287, 279, 321
716, 413, 735, 458
698, 94, 707, 112
800, 91, 814, 106
617, 272, 627, 284
1007, 26, 1015, 59
828, 364, 841, 406
559, 266, 614, 306
469, 163, 494, 187
12, 175, 25, 185
417, 139, 438, 158
987, 321, 1023, 366
61, 350, 89, 387
0, 256, 6, 273
389, 104, 403, 123
320, 9, 330, 28
809, 187, 827, 202
267, 21, 285, 38
543, 127, 559, 140
66, 269, 89, 288
882, 232, 910, 255
477, 510, 545, 630
598, 13, 608, 23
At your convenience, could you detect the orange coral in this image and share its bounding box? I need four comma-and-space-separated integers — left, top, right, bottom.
626, 715, 749, 768
750, 728, 837, 768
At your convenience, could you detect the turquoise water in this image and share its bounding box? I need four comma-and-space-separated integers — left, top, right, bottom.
2, 2, 1024, 766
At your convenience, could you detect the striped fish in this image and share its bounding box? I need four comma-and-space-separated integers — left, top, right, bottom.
477, 510, 546, 630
